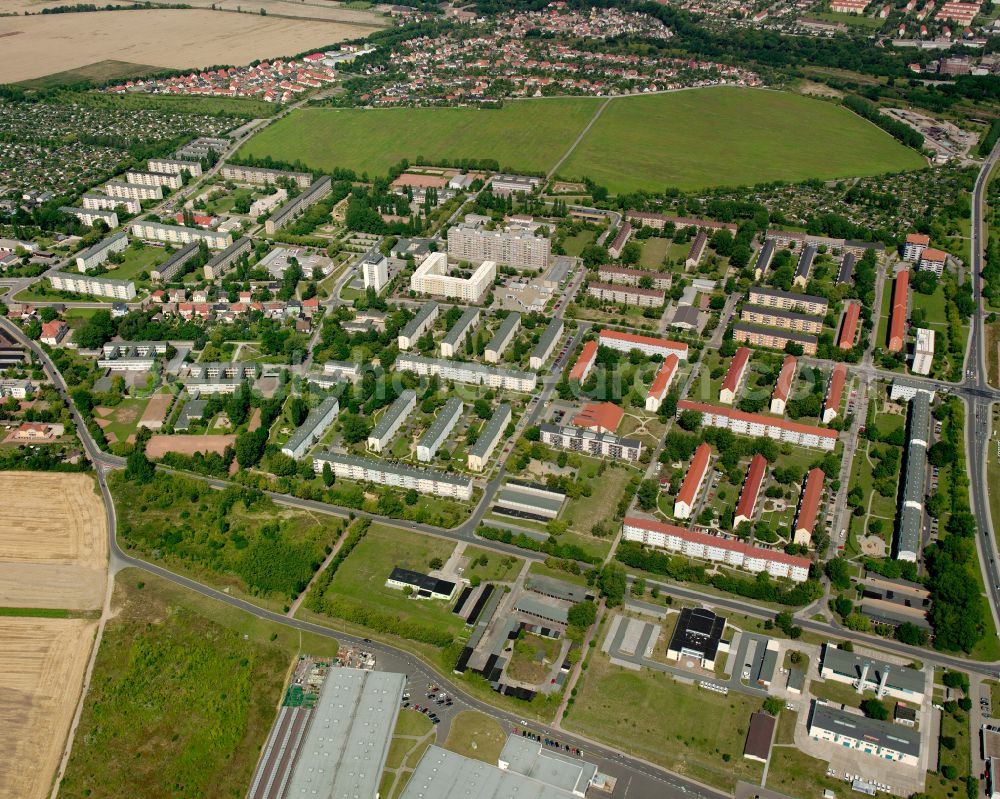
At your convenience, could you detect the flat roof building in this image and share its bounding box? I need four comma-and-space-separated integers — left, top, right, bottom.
131, 221, 232, 250
667, 607, 726, 668
282, 395, 340, 460
468, 403, 511, 472
203, 236, 252, 280
387, 567, 456, 600
529, 318, 563, 370
265, 175, 332, 235
75, 231, 129, 272
498, 734, 598, 797
367, 389, 417, 452
220, 163, 312, 188
896, 391, 929, 562
807, 702, 920, 767
362, 252, 389, 293
447, 221, 550, 271
50, 270, 136, 300
411, 252, 496, 303
398, 301, 439, 350
61, 206, 118, 229
395, 354, 537, 392
913, 327, 934, 375
417, 397, 463, 462
151, 242, 200, 283
83, 192, 140, 215
819, 644, 926, 702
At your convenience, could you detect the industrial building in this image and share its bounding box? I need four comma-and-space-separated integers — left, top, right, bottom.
398, 301, 440, 350
282, 395, 340, 459
468, 403, 511, 472
367, 389, 417, 452
312, 452, 473, 500
895, 391, 930, 562
539, 424, 642, 462
49, 271, 136, 300
819, 644, 926, 702
806, 703, 920, 767
386, 567, 456, 600
666, 607, 727, 668
529, 318, 563, 370
417, 397, 463, 462
74, 231, 129, 272
411, 253, 496, 303
440, 307, 480, 358
395, 354, 537, 392
485, 313, 521, 363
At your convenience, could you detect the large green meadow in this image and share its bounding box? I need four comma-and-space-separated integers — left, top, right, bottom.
238, 87, 924, 192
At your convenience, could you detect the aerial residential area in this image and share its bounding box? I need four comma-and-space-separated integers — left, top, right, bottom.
0, 1, 999, 799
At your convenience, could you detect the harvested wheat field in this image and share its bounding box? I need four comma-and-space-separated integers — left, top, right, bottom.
0, 9, 383, 83
0, 473, 107, 610
0, 617, 97, 799
145, 433, 236, 458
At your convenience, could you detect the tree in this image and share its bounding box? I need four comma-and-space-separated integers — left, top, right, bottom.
235, 428, 267, 469
762, 697, 784, 715
125, 449, 155, 484
928, 441, 957, 467
341, 413, 371, 444
429, 557, 444, 570
637, 479, 659, 510
567, 600, 597, 628
322, 461, 335, 487
860, 698, 888, 720
598, 562, 627, 607
896, 622, 928, 646
75, 310, 116, 349
677, 409, 702, 432
825, 557, 851, 590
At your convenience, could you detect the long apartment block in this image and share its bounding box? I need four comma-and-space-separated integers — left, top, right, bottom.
395, 354, 537, 392
49, 271, 136, 300
312, 452, 473, 500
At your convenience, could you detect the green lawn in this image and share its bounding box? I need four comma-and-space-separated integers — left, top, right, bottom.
443, 711, 508, 764
507, 632, 561, 684
559, 87, 925, 193
911, 285, 948, 328
463, 546, 523, 583
639, 236, 670, 268
59, 570, 336, 799
562, 230, 596, 257
238, 98, 602, 177
238, 88, 923, 194
565, 650, 764, 791
102, 245, 168, 282
564, 464, 634, 537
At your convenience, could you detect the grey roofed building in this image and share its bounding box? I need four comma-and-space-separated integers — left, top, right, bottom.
418, 397, 463, 460
75, 230, 128, 264
787, 668, 806, 693
513, 595, 569, 625
525, 574, 593, 604
282, 668, 404, 799
203, 236, 252, 280
282, 395, 340, 460
391, 237, 432, 260
795, 243, 817, 282
468, 403, 511, 462
820, 644, 925, 697
895, 391, 929, 562
388, 567, 456, 599
754, 239, 775, 276
152, 242, 200, 282
441, 307, 480, 351
670, 304, 702, 330
743, 711, 777, 763
845, 239, 885, 253
175, 398, 208, 431
837, 252, 856, 285
313, 451, 473, 495
807, 702, 921, 760
399, 301, 439, 341
369, 389, 417, 445
496, 488, 564, 517
731, 322, 818, 346
266, 175, 333, 233
486, 312, 521, 359
400, 745, 581, 799
530, 318, 563, 367
498, 735, 597, 796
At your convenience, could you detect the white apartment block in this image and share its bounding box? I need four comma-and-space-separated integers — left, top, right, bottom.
468, 403, 511, 472
282, 396, 340, 460
126, 170, 183, 190
530, 319, 563, 370
312, 453, 473, 500
539, 424, 642, 463
918, 248, 947, 277
147, 158, 203, 177
220, 164, 312, 189
587, 282, 664, 307
367, 389, 417, 452
105, 181, 163, 202
362, 252, 389, 293
98, 341, 167, 371
411, 252, 496, 303
598, 329, 689, 360
417, 397, 463, 462
447, 223, 550, 271
49, 271, 136, 300
130, 221, 232, 250
440, 307, 480, 358
398, 301, 439, 350
323, 361, 363, 382
912, 327, 935, 375
395, 354, 537, 392
678, 400, 838, 451
485, 313, 520, 363
61, 206, 118, 229
83, 193, 141, 215
0, 379, 36, 399
622, 517, 811, 582
889, 378, 936, 403
75, 231, 128, 272
902, 233, 929, 262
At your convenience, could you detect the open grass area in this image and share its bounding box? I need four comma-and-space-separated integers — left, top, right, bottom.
528, 560, 593, 587
443, 711, 508, 764
564, 464, 634, 537
924, 705, 971, 799
462, 546, 523, 583
639, 236, 670, 269
507, 631, 562, 684
558, 88, 924, 193
565, 650, 764, 791
766, 745, 845, 798
239, 88, 923, 194
60, 569, 336, 799
238, 98, 601, 177
562, 230, 597, 257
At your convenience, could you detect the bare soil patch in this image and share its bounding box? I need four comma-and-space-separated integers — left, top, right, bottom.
139, 392, 172, 429
0, 9, 383, 83
145, 433, 237, 458
0, 473, 107, 610
0, 617, 97, 799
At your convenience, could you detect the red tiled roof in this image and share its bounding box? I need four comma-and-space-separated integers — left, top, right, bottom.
677, 443, 712, 507
920, 247, 947, 262
825, 364, 847, 416
569, 340, 598, 382
889, 270, 909, 352
677, 400, 839, 440
735, 453, 767, 522
41, 320, 66, 339
772, 355, 796, 404
648, 354, 679, 401
838, 302, 860, 351
795, 468, 825, 535
722, 347, 751, 395
905, 233, 930, 246
573, 401, 624, 433
624, 516, 811, 569
599, 329, 688, 356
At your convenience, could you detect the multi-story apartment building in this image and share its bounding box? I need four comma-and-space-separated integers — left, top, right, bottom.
740, 305, 823, 335
367, 389, 417, 453
440, 308, 480, 358
362, 252, 389, 293
322, 361, 363, 382
417, 398, 463, 462
719, 347, 751, 404
587, 282, 665, 307
105, 181, 162, 202
770, 355, 796, 415
467, 403, 511, 472
624, 211, 737, 234
539, 423, 642, 463
747, 287, 828, 316
645, 354, 679, 412
395, 354, 537, 392
203, 236, 252, 280
82, 193, 141, 215
49, 271, 136, 300
823, 364, 847, 424
264, 176, 332, 235
312, 453, 473, 500
622, 517, 811, 582
753, 240, 775, 280
734, 454, 767, 527
151, 242, 200, 283
685, 230, 708, 269
485, 313, 520, 363
74, 231, 128, 272
902, 233, 929, 262
220, 164, 312, 188
793, 467, 824, 546
674, 443, 712, 519
677, 400, 838, 450
182, 362, 259, 394
176, 137, 229, 160
282, 396, 340, 459
530, 318, 563, 370
912, 327, 934, 375
896, 392, 930, 562
598, 329, 688, 360
410, 253, 496, 303
398, 301, 439, 350
597, 265, 672, 291
607, 222, 632, 260
98, 341, 167, 371
131, 221, 232, 250
917, 248, 946, 277
126, 170, 183, 190
569, 340, 598, 382
147, 157, 203, 177
793, 244, 817, 289
60, 206, 118, 229
889, 270, 910, 353
732, 322, 818, 356
447, 221, 550, 271
838, 302, 860, 350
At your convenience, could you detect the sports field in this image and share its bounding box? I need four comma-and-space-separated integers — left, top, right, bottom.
238, 88, 924, 193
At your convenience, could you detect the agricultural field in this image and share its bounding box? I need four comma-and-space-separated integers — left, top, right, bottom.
238, 98, 602, 178
0, 616, 97, 799
0, 9, 384, 83
18, 59, 161, 90
0, 472, 107, 610
558, 88, 926, 193
60, 571, 337, 799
